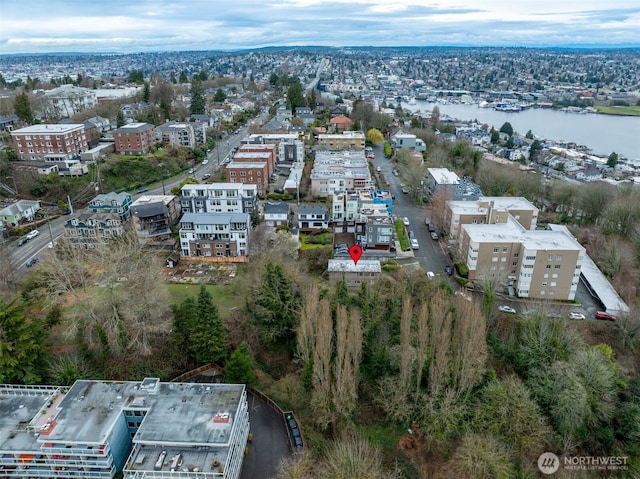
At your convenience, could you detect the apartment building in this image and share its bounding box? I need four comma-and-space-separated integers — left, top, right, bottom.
0, 199, 41, 226
225, 161, 269, 195
425, 167, 482, 201
130, 195, 181, 246
11, 124, 88, 161
458, 216, 584, 300
39, 84, 98, 119
180, 183, 257, 214
154, 121, 197, 148
63, 212, 127, 249
310, 151, 372, 197
237, 144, 277, 172
179, 212, 250, 258
316, 131, 364, 151
242, 134, 304, 162
88, 191, 133, 221
113, 123, 155, 155
0, 379, 249, 479
445, 196, 538, 239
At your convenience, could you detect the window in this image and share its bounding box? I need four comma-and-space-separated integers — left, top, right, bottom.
492, 257, 498, 262
548, 255, 553, 261
544, 273, 549, 278
556, 255, 562, 261
546, 264, 551, 269
552, 273, 558, 278
512, 262, 518, 266
240, 171, 246, 176
555, 264, 561, 269
542, 282, 548, 286
550, 282, 557, 287
502, 248, 508, 253
493, 248, 499, 253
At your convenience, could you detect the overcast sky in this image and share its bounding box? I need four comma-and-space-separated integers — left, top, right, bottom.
1, 0, 639, 54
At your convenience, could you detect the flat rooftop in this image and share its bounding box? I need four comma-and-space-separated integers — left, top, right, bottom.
428, 167, 460, 185
328, 259, 381, 273
12, 124, 84, 133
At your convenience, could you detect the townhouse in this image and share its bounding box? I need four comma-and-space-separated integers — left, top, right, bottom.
63, 212, 127, 249
179, 212, 250, 259
88, 191, 133, 221
130, 195, 181, 247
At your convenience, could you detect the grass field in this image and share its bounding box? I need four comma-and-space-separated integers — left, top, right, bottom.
166, 283, 245, 317
594, 105, 640, 116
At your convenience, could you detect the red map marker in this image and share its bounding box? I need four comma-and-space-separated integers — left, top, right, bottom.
349, 245, 363, 265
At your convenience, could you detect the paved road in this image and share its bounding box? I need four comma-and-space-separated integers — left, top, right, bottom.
241, 392, 291, 479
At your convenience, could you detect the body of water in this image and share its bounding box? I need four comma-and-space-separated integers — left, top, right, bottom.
405, 101, 640, 160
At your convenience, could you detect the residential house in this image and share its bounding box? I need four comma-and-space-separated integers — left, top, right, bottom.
328, 259, 381, 287
88, 191, 133, 221
130, 195, 181, 247
391, 131, 426, 152
425, 167, 482, 201
316, 132, 365, 151
0, 113, 18, 132
329, 105, 348, 117
179, 183, 257, 214
11, 124, 88, 161
179, 212, 250, 259
263, 201, 289, 226
86, 116, 111, 132
113, 123, 155, 155
297, 205, 328, 232
328, 115, 353, 132
63, 211, 126, 248
0, 199, 41, 226
155, 121, 197, 148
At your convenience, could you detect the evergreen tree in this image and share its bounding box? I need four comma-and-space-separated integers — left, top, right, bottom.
607, 152, 619, 168
286, 78, 305, 111
0, 299, 47, 383
214, 88, 226, 103
179, 70, 188, 84
248, 263, 300, 353
170, 72, 177, 84
225, 341, 256, 386
525, 129, 534, 139
116, 110, 125, 127
190, 78, 206, 115
142, 82, 150, 104
190, 286, 227, 364
499, 121, 514, 136
14, 92, 33, 123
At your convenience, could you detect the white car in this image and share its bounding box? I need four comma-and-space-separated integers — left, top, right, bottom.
568, 312, 586, 320
426, 271, 435, 279
202, 159, 209, 165
26, 230, 40, 240
402, 217, 410, 226
376, 166, 381, 172
498, 305, 517, 314
411, 238, 419, 250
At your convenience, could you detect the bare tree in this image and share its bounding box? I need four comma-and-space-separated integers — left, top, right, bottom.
430, 188, 453, 235
296, 282, 319, 364
415, 301, 430, 398
311, 298, 333, 431
399, 294, 413, 394
332, 306, 362, 426
451, 295, 487, 398
428, 289, 452, 396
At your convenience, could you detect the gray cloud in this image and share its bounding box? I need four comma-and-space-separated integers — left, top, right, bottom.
0, 0, 638, 53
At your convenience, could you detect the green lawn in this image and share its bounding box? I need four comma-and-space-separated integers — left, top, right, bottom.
395, 220, 410, 251
594, 105, 640, 116
166, 283, 245, 317
300, 232, 332, 250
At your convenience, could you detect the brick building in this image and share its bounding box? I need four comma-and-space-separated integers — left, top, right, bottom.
113, 123, 155, 155
11, 124, 88, 161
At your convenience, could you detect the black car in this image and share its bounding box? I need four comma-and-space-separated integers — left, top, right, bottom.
25, 257, 38, 267
17, 238, 28, 246
444, 265, 453, 275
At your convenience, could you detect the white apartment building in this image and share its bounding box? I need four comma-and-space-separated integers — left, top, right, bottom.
180, 183, 257, 214
179, 212, 250, 258
0, 379, 250, 479
38, 85, 98, 119
310, 151, 373, 197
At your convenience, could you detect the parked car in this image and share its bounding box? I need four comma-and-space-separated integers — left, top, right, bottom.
430, 232, 439, 240
369, 153, 376, 160
428, 223, 436, 232
203, 173, 211, 179
137, 187, 148, 193
392, 169, 399, 176
408, 230, 415, 240
498, 305, 517, 314
568, 312, 586, 320
26, 230, 40, 240
595, 311, 616, 321
25, 257, 38, 267
402, 187, 410, 194
426, 271, 435, 279
17, 238, 28, 247
444, 265, 453, 275
202, 159, 209, 165
402, 217, 410, 226
376, 166, 381, 172
411, 238, 419, 250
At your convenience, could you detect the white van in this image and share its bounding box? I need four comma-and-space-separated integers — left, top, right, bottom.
26, 230, 40, 240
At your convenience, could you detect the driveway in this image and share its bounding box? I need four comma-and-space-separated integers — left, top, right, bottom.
242, 391, 291, 479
